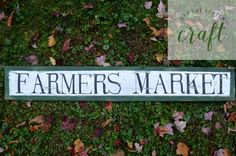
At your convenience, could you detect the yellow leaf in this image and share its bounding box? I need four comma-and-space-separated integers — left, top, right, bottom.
48, 35, 56, 47
176, 142, 189, 156
49, 57, 56, 66
155, 53, 165, 63
126, 141, 133, 150
143, 17, 151, 26
74, 139, 85, 153
101, 118, 112, 128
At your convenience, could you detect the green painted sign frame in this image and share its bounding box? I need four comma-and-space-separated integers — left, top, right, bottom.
4, 66, 235, 101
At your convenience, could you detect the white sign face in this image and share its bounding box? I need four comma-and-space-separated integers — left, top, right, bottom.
5, 67, 235, 101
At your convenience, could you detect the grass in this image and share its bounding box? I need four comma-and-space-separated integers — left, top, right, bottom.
0, 0, 236, 155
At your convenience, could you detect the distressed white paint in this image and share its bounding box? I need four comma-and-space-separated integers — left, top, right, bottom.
8, 70, 231, 97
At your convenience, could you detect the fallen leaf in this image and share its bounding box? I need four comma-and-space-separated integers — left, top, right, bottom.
93, 128, 103, 138
114, 139, 122, 146
8, 140, 19, 144
201, 127, 211, 135
83, 2, 94, 9
204, 111, 214, 121
0, 12, 5, 21
25, 54, 39, 65
29, 115, 44, 124
152, 150, 157, 156
215, 122, 222, 129
101, 118, 112, 128
173, 111, 184, 121
0, 147, 4, 153
105, 101, 112, 111
134, 143, 143, 153
174, 121, 187, 132
61, 116, 78, 131
74, 139, 85, 153
29, 125, 40, 132
228, 112, 236, 128
111, 149, 125, 156
143, 17, 151, 26
95, 55, 106, 66
127, 52, 135, 64
62, 38, 72, 52
176, 142, 189, 156
126, 141, 133, 150
84, 43, 95, 52
49, 57, 56, 65
155, 53, 165, 63
150, 37, 157, 41
224, 102, 235, 113
118, 22, 127, 28
16, 121, 26, 128
154, 122, 173, 137
7, 11, 15, 27
144, 1, 152, 9
115, 61, 123, 66
25, 101, 32, 107
48, 35, 56, 47
214, 148, 231, 156
156, 0, 167, 18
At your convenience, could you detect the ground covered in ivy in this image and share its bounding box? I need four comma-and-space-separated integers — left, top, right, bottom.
0, 0, 236, 155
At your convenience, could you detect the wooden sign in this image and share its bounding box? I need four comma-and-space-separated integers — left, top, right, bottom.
4, 66, 235, 101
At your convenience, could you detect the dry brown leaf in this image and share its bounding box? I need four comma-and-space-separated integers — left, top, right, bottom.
126, 141, 133, 150
16, 121, 26, 128
224, 148, 231, 156
74, 139, 85, 153
176, 142, 189, 156
8, 140, 19, 144
29, 115, 44, 124
101, 118, 112, 128
155, 53, 165, 63
29, 125, 40, 132
49, 57, 56, 66
7, 11, 15, 27
143, 17, 151, 26
111, 149, 125, 156
228, 112, 236, 128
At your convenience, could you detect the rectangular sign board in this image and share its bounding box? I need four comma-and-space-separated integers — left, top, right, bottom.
4, 66, 235, 101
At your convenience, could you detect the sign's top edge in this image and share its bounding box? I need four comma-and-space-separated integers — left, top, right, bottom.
3, 66, 235, 72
